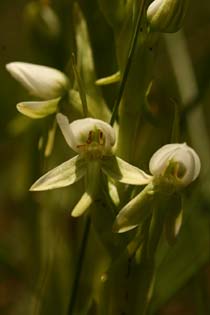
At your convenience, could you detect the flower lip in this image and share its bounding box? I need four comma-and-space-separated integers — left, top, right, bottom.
149, 143, 201, 186
57, 113, 116, 157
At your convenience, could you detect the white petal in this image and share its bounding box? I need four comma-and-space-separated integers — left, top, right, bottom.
56, 113, 77, 150
30, 155, 86, 191
102, 156, 152, 185
17, 98, 59, 119
6, 62, 69, 99
71, 192, 93, 217
149, 143, 182, 176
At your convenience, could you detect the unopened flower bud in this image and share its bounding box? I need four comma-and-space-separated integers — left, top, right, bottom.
149, 143, 200, 187
24, 1, 61, 39
6, 62, 69, 100
147, 0, 189, 33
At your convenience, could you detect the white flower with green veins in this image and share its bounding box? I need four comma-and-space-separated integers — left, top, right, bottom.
6, 62, 70, 118
30, 114, 152, 217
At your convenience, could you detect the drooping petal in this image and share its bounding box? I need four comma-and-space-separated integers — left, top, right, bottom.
71, 192, 93, 217
17, 98, 59, 119
30, 155, 86, 191
6, 62, 69, 99
113, 183, 154, 233
102, 156, 152, 185
71, 160, 101, 217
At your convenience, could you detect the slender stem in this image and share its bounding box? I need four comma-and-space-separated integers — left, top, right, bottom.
68, 216, 91, 315
110, 0, 147, 126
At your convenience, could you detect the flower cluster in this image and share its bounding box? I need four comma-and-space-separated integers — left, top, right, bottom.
6, 61, 201, 233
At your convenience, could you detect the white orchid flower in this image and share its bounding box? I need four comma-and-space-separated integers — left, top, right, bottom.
6, 62, 70, 118
114, 143, 200, 233
149, 143, 201, 187
30, 114, 152, 217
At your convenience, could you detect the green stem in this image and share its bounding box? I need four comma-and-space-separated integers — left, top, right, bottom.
71, 53, 88, 117
67, 216, 91, 315
131, 204, 165, 315
109, 0, 147, 126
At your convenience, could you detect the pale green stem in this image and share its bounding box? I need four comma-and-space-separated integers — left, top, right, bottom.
110, 0, 148, 126
130, 203, 166, 315
71, 53, 88, 117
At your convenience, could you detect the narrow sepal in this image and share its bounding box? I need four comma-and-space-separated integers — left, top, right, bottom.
164, 193, 183, 245
113, 183, 154, 233
95, 71, 121, 86
30, 155, 86, 191
102, 156, 152, 185
71, 192, 93, 217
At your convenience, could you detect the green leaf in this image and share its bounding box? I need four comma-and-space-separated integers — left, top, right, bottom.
16, 98, 59, 119
101, 156, 152, 185
74, 3, 111, 121
149, 204, 210, 313
30, 155, 86, 191
113, 183, 154, 233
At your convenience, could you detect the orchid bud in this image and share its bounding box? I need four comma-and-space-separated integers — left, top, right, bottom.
6, 62, 69, 100
149, 143, 201, 187
56, 114, 115, 158
147, 0, 189, 33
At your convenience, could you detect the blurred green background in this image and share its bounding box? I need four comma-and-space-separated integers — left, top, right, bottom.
1, 1, 210, 315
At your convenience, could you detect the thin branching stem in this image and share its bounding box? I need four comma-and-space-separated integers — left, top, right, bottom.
110, 0, 147, 126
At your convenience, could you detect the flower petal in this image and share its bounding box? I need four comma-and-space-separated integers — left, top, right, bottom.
71, 192, 93, 217
101, 156, 152, 185
30, 155, 86, 191
71, 160, 100, 217
17, 98, 59, 119
56, 113, 77, 150
6, 62, 69, 99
